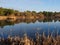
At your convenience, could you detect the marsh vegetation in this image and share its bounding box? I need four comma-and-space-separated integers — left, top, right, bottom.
0, 31, 60, 45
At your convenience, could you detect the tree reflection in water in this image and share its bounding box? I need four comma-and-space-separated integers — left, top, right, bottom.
0, 19, 59, 28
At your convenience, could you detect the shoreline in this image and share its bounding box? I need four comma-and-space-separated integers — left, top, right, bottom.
0, 15, 44, 20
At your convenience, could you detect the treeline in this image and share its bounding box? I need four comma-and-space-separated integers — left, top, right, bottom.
0, 7, 60, 18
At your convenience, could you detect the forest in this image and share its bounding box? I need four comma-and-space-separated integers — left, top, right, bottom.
0, 7, 60, 20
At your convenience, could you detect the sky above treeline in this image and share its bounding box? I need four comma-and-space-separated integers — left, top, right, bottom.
0, 0, 60, 12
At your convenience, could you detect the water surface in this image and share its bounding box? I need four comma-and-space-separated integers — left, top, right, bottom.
0, 20, 60, 39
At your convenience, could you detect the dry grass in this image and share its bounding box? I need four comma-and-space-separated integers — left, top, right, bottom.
0, 32, 60, 45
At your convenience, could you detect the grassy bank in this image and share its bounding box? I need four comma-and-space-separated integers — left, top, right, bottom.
0, 15, 44, 21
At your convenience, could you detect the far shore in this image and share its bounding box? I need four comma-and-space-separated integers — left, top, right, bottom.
0, 7, 60, 21
0, 15, 45, 20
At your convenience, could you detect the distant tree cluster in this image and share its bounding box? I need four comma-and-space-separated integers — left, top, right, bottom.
0, 7, 60, 18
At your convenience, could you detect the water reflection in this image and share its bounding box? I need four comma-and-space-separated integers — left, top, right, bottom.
0, 19, 60, 39
0, 19, 60, 28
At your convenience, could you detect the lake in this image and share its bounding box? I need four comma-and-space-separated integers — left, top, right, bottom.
0, 19, 60, 39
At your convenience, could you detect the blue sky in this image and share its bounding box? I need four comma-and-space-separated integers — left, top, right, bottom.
0, 0, 60, 12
